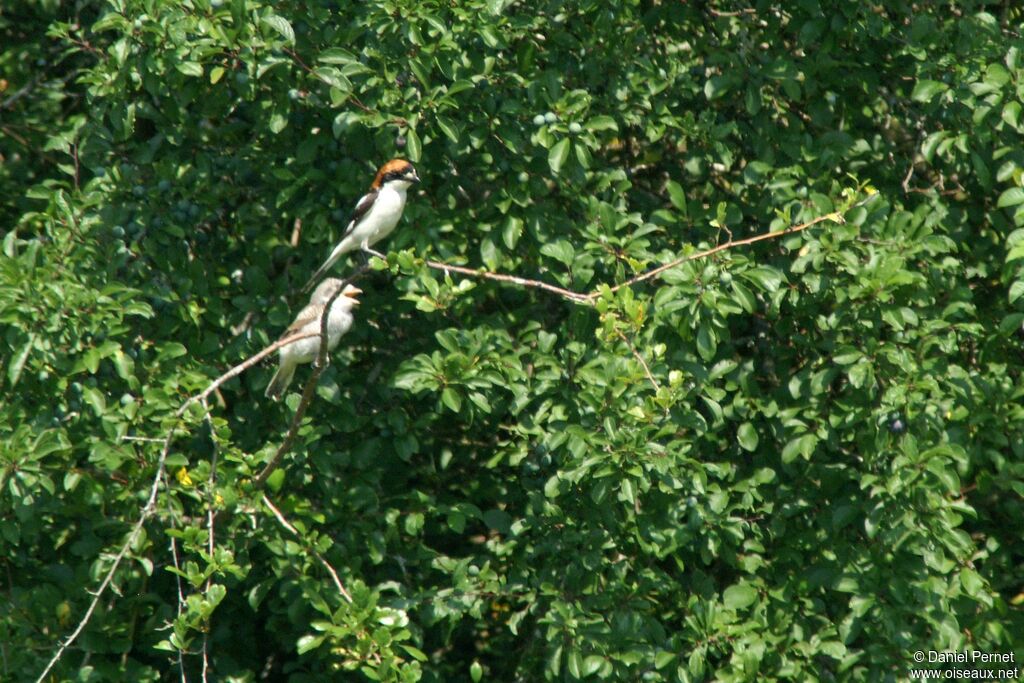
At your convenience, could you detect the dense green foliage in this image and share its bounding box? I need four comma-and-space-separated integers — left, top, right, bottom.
3, 0, 1024, 680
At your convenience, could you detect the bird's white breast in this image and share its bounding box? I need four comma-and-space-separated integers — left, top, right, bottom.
347, 184, 407, 247
280, 307, 354, 365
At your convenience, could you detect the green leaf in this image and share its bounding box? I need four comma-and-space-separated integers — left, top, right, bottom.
175, 61, 203, 78
265, 468, 285, 493
317, 47, 357, 64
666, 180, 687, 211
436, 116, 459, 143
582, 655, 604, 676
696, 322, 716, 361
573, 143, 592, 169
406, 128, 422, 162
441, 387, 462, 412
262, 15, 295, 44
296, 634, 323, 654
911, 79, 948, 102
82, 386, 107, 416
959, 568, 985, 597
544, 475, 561, 498
742, 266, 783, 292
654, 650, 676, 669
269, 113, 287, 134
704, 75, 731, 99
781, 434, 818, 463
723, 583, 757, 610
7, 336, 33, 388
997, 187, 1024, 209
1002, 101, 1021, 129
737, 422, 758, 452
540, 240, 575, 266
567, 650, 583, 679
1010, 281, 1024, 304
313, 66, 350, 92
548, 138, 571, 174
585, 115, 618, 132
482, 508, 512, 535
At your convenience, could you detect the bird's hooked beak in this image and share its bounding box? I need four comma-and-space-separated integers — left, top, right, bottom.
344, 286, 363, 304
408, 170, 421, 184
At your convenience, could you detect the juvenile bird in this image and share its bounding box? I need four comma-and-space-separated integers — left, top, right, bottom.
265, 279, 361, 401
303, 158, 419, 291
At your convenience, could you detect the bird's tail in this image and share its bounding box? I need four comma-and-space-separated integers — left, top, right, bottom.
264, 362, 296, 401
302, 242, 348, 292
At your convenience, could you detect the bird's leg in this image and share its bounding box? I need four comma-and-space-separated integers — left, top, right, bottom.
313, 354, 331, 369
363, 245, 386, 259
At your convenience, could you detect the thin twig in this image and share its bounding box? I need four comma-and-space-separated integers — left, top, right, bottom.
261, 494, 353, 603
615, 329, 660, 391
201, 398, 217, 683
120, 435, 167, 443
422, 209, 849, 305
229, 311, 256, 338
71, 143, 80, 192
708, 8, 758, 17
166, 494, 189, 683
251, 359, 323, 488
283, 47, 405, 124
35, 427, 178, 683
423, 260, 591, 303
901, 158, 916, 194
0, 74, 44, 110
181, 206, 851, 425
600, 210, 846, 297
176, 331, 318, 417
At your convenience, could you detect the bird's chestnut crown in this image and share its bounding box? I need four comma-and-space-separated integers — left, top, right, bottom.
372, 158, 420, 188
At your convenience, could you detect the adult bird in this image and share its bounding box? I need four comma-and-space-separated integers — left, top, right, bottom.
302, 158, 419, 292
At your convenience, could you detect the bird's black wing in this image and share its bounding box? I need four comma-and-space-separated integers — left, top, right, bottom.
339, 190, 378, 239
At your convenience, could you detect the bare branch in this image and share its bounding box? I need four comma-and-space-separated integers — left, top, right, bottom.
615, 329, 660, 391
201, 398, 218, 683
165, 491, 189, 683
422, 208, 851, 305
35, 427, 178, 683
261, 494, 353, 603
0, 74, 44, 111
708, 8, 758, 17
423, 259, 591, 303
176, 331, 319, 417
597, 210, 846, 298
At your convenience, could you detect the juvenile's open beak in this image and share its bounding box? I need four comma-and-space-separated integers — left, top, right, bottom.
344, 287, 363, 302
